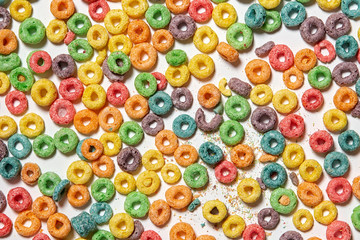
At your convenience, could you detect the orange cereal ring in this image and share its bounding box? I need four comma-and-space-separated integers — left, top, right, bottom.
170, 222, 196, 240
155, 130, 179, 155
297, 182, 323, 207
216, 42, 239, 63
294, 48, 317, 72
21, 162, 41, 185
47, 213, 71, 239
0, 29, 18, 55
333, 87, 358, 112
245, 59, 271, 84
196, 235, 216, 240
174, 144, 198, 167
352, 176, 360, 200
283, 66, 304, 90
197, 83, 221, 109
152, 29, 174, 53
92, 155, 115, 178
67, 184, 90, 208
130, 43, 157, 71
165, 185, 193, 209
50, 0, 75, 19
74, 109, 99, 135
166, 0, 190, 14
81, 138, 104, 161
15, 210, 41, 237
125, 94, 149, 120
99, 106, 123, 132
32, 196, 57, 220
230, 144, 254, 168
149, 199, 171, 226
127, 20, 151, 44
308, 238, 321, 240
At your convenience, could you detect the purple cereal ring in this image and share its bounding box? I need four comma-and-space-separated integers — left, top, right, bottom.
102, 57, 126, 82
141, 113, 164, 136
325, 13, 351, 39
171, 87, 193, 110
0, 140, 8, 162
300, 16, 326, 45
0, 7, 11, 30
228, 77, 252, 98
169, 15, 197, 41
128, 220, 144, 240
195, 108, 223, 132
0, 190, 6, 212
257, 208, 280, 230
289, 172, 299, 186
251, 107, 278, 133
52, 54, 76, 79
256, 177, 267, 190
117, 147, 142, 173
351, 102, 360, 118
332, 62, 359, 86
280, 231, 303, 240
255, 41, 275, 57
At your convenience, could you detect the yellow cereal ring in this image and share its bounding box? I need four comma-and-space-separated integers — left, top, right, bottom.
31, 79, 58, 107
0, 72, 10, 94
67, 160, 93, 185
100, 132, 122, 157
299, 159, 322, 182
104, 9, 129, 35
212, 3, 237, 28
109, 213, 134, 239
114, 172, 136, 195
46, 19, 67, 44
250, 84, 273, 106
142, 149, 165, 171
122, 0, 148, 18
165, 64, 190, 87
78, 62, 103, 85
316, 0, 341, 11
87, 25, 109, 50
188, 54, 215, 80
193, 26, 218, 53
272, 89, 298, 114
161, 163, 181, 184
314, 201, 337, 225
218, 78, 232, 97
19, 113, 44, 138
293, 209, 314, 232
237, 178, 261, 203
259, 0, 281, 9
0, 116, 17, 139
108, 34, 133, 55
323, 109, 347, 132
202, 200, 227, 223
82, 84, 106, 110
222, 215, 245, 238
136, 170, 161, 195
10, 0, 32, 22
282, 143, 305, 169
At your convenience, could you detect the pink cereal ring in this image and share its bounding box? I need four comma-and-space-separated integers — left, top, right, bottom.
326, 177, 352, 204
29, 51, 52, 74
7, 187, 32, 212
215, 161, 237, 184
188, 0, 213, 23
326, 220, 351, 240
309, 130, 334, 153
242, 224, 265, 240
357, 49, 360, 64
33, 233, 51, 240
0, 213, 12, 237
141, 230, 162, 240
89, 0, 110, 22
5, 90, 28, 115
314, 40, 336, 63
49, 99, 76, 125
59, 78, 84, 102
269, 44, 294, 71
301, 88, 324, 111
64, 31, 76, 45
279, 114, 305, 139
83, 0, 98, 3
152, 72, 168, 91
107, 82, 130, 107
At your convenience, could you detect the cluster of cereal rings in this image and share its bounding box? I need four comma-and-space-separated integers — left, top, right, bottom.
0, 0, 359, 239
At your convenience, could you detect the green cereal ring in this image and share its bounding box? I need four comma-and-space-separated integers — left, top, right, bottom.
68, 39, 94, 62
296, 0, 311, 3
165, 49, 187, 66
184, 163, 209, 189
92, 230, 115, 240
308, 66, 332, 90
351, 205, 360, 231
67, 13, 92, 36
33, 134, 56, 158
19, 18, 46, 44
226, 23, 253, 50
0, 53, 21, 72
38, 172, 61, 196
124, 191, 150, 218
219, 120, 244, 146
145, 4, 171, 29
134, 73, 157, 97
119, 121, 144, 146
270, 188, 297, 214
225, 95, 251, 121
91, 178, 116, 202
107, 51, 131, 75
261, 10, 282, 33
211, 0, 228, 3
9, 67, 34, 92
54, 128, 79, 153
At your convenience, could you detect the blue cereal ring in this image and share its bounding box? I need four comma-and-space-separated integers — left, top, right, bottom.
341, 0, 360, 19
356, 79, 360, 96
199, 142, 223, 165
338, 130, 360, 152
245, 3, 266, 29
0, 0, 10, 6
0, 157, 21, 180
172, 114, 197, 138
90, 202, 113, 225
71, 212, 97, 238
324, 151, 349, 177
260, 130, 285, 155
8, 133, 32, 159
53, 179, 70, 202
335, 35, 359, 60
76, 138, 89, 161
148, 91, 173, 116
280, 1, 306, 27
261, 162, 287, 189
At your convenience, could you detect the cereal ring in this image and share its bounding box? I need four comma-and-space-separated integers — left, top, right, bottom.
32, 196, 56, 220
0, 7, 11, 30
89, 0, 110, 21
130, 43, 157, 71
5, 90, 28, 115
202, 200, 227, 223
314, 201, 337, 225
52, 54, 76, 79
165, 185, 192, 209
199, 142, 223, 165
136, 170, 161, 195
8, 133, 32, 159
67, 184, 90, 207
114, 172, 136, 195
243, 224, 265, 240
261, 10, 282, 33
245, 3, 266, 29
300, 16, 326, 45
50, 0, 75, 19
280, 1, 306, 27
145, 4, 171, 29
326, 220, 351, 240
314, 40, 336, 63
166, 0, 190, 14
127, 20, 151, 44
325, 13, 350, 39
10, 0, 32, 22
332, 62, 359, 86
237, 178, 261, 203
152, 29, 174, 53
0, 213, 12, 237
91, 178, 115, 202
323, 109, 347, 132
301, 88, 324, 111
324, 151, 349, 177
336, 35, 358, 60
21, 162, 41, 185
219, 120, 244, 146
297, 182, 323, 208
299, 159, 322, 182
226, 23, 253, 50
245, 59, 271, 84
251, 106, 278, 133
326, 177, 352, 204
28, 51, 52, 74
15, 210, 41, 237
122, 0, 148, 18
333, 87, 357, 112
90, 202, 113, 225
269, 44, 294, 71
149, 199, 171, 226
19, 18, 45, 44
117, 147, 142, 173
193, 26, 218, 53
0, 157, 21, 180
270, 188, 297, 214
46, 19, 67, 43
184, 163, 208, 188
197, 83, 221, 109
161, 163, 181, 184
283, 67, 304, 90
250, 84, 273, 105
293, 209, 314, 232
67, 160, 93, 184
339, 130, 360, 152
104, 9, 129, 35
47, 213, 71, 239
108, 35, 132, 55
272, 89, 298, 114
149, 91, 173, 115
279, 114, 305, 139
212, 3, 237, 29
258, 208, 280, 230
309, 130, 334, 153
92, 155, 115, 178
230, 144, 254, 168
53, 179, 70, 202
188, 54, 215, 80
7, 187, 32, 212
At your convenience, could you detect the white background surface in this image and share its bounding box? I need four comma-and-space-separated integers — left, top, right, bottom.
2, 0, 360, 239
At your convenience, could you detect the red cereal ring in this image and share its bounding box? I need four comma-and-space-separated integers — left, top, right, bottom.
242, 224, 265, 240
141, 230, 162, 240
215, 161, 237, 184
107, 82, 130, 107
314, 40, 336, 63
29, 51, 52, 74
59, 78, 84, 102
49, 99, 76, 125
326, 220, 351, 240
7, 187, 32, 212
279, 114, 305, 139
309, 130, 334, 153
33, 233, 51, 240
326, 177, 352, 204
5, 90, 28, 115
0, 213, 12, 237
88, 0, 110, 22
188, 0, 213, 23
64, 31, 75, 45
152, 72, 168, 91
357, 49, 360, 64
269, 44, 294, 71
301, 88, 324, 111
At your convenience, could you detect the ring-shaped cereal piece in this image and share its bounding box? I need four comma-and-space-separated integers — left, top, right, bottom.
301, 88, 324, 111
81, 138, 103, 161
261, 162, 287, 188
66, 160, 93, 184
245, 59, 271, 84
99, 107, 122, 132
282, 143, 305, 169
14, 210, 41, 237
136, 170, 161, 195
0, 213, 12, 237
316, 0, 341, 11
50, 0, 75, 19
188, 54, 215, 80
270, 188, 297, 214
78, 62, 103, 85
299, 159, 322, 182
352, 176, 360, 200
122, 0, 148, 18
212, 3, 237, 29
92, 155, 115, 178
237, 178, 261, 203
188, 0, 213, 23
279, 114, 305, 139
161, 163, 181, 184
166, 0, 190, 14
32, 196, 57, 220
21, 162, 41, 185
314, 201, 337, 225
165, 185, 192, 209
125, 95, 149, 120
46, 19, 67, 44
292, 209, 314, 232
250, 84, 273, 105
323, 109, 347, 132
130, 43, 157, 71
283, 67, 304, 90
174, 144, 198, 167
269, 44, 294, 71
202, 200, 227, 223
193, 26, 218, 53
272, 89, 298, 114
104, 9, 129, 35
259, 0, 281, 9
326, 177, 352, 204
142, 149, 165, 171
294, 48, 317, 72
67, 184, 90, 207
107, 82, 129, 106
31, 79, 57, 107
82, 84, 106, 110
108, 35, 132, 55
149, 199, 171, 227
226, 23, 253, 50
297, 182, 323, 207
197, 83, 221, 109
0, 72, 10, 95
119, 121, 144, 146
170, 222, 196, 240
0, 29, 17, 55
309, 130, 334, 153
87, 25, 108, 50
155, 130, 179, 155
88, 0, 110, 21
127, 20, 151, 44
326, 220, 351, 240
10, 0, 32, 22
0, 116, 17, 139
49, 99, 76, 125
230, 144, 254, 168
333, 87, 358, 112
222, 215, 245, 238
165, 64, 190, 87
114, 172, 136, 195
8, 133, 32, 159
152, 29, 174, 53
314, 40, 336, 63
215, 161, 237, 184
28, 51, 52, 74
7, 187, 32, 212
74, 109, 99, 135
19, 113, 44, 138
5, 90, 28, 115
47, 213, 71, 239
